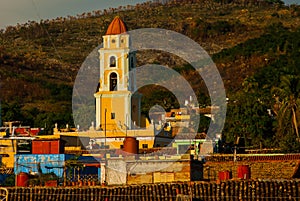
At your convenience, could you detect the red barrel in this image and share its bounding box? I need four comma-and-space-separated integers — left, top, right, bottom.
16, 172, 29, 187
123, 137, 139, 155
218, 171, 232, 181
237, 165, 250, 179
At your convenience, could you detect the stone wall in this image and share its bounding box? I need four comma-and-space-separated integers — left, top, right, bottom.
203, 160, 299, 180
106, 158, 203, 185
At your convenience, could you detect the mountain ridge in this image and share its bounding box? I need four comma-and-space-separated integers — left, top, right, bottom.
0, 0, 299, 137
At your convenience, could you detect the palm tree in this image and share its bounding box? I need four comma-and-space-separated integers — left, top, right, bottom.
272, 75, 300, 138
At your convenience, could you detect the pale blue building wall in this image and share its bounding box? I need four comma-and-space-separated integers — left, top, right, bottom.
14, 154, 74, 178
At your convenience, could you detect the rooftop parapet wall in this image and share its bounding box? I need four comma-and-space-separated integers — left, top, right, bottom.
106, 158, 203, 185
204, 160, 299, 180
56, 129, 155, 138
205, 154, 300, 162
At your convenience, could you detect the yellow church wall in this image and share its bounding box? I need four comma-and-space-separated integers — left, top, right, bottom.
99, 95, 128, 131
120, 36, 129, 49
117, 56, 122, 67
103, 35, 129, 50
103, 52, 123, 66
109, 39, 118, 49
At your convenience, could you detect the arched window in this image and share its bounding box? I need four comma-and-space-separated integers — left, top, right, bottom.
110, 56, 116, 67
110, 73, 118, 91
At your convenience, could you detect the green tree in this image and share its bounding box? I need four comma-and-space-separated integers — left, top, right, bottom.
223, 92, 274, 148
1, 102, 24, 122
272, 75, 300, 139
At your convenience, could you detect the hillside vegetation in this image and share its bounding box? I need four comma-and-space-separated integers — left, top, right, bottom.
1, 0, 300, 151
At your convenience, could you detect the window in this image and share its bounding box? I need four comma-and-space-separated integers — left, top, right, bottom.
111, 39, 116, 43
110, 56, 116, 67
130, 57, 134, 69
111, 113, 115, 119
142, 144, 148, 149
109, 72, 118, 91
120, 144, 124, 149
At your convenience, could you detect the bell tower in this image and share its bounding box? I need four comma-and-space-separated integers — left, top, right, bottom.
94, 16, 140, 131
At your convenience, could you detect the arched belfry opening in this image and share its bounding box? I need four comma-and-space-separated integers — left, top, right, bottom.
110, 72, 118, 91
110, 56, 116, 67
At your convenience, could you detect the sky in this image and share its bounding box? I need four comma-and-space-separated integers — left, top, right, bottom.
0, 0, 148, 29
0, 0, 298, 30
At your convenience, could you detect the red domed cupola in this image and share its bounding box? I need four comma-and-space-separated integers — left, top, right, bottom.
105, 16, 127, 35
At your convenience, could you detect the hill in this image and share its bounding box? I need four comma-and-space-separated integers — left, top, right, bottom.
1, 0, 300, 150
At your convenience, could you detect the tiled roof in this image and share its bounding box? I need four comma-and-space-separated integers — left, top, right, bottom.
106, 16, 127, 35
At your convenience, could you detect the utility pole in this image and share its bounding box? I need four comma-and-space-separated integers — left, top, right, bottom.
104, 108, 107, 185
